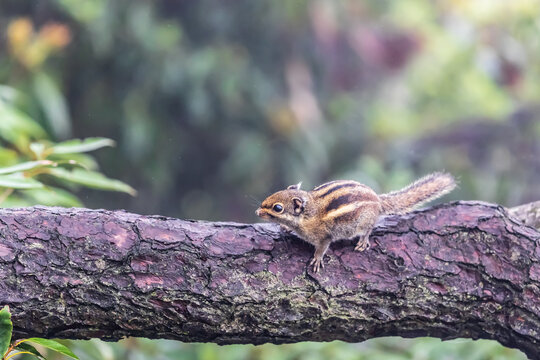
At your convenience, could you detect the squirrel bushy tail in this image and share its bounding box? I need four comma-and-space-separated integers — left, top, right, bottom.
379, 172, 456, 215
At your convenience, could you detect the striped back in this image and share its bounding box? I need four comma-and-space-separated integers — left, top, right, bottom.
311, 180, 379, 221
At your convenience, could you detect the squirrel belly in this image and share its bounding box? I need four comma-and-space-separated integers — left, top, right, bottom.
256, 172, 456, 272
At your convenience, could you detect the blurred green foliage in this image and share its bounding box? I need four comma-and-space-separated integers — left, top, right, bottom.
0, 306, 79, 360
52, 337, 525, 360
1, 0, 539, 359
1, 0, 538, 221
0, 87, 135, 206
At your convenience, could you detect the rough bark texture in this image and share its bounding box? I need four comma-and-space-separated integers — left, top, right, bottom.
0, 203, 539, 358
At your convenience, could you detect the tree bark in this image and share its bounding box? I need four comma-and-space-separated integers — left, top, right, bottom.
0, 203, 539, 359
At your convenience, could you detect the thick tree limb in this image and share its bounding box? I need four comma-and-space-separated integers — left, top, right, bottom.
0, 203, 539, 358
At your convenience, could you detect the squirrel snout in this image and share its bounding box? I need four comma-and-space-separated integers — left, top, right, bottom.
255, 208, 268, 218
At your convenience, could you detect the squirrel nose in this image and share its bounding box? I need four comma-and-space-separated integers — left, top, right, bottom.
255, 208, 262, 217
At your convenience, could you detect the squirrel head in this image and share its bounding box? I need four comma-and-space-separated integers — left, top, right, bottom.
256, 183, 309, 228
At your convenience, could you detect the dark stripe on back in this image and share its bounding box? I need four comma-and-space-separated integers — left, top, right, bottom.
326, 194, 355, 212
318, 183, 357, 198
325, 192, 376, 213
312, 180, 339, 191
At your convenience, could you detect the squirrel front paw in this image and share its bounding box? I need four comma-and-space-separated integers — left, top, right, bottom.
309, 255, 324, 273
279, 224, 294, 235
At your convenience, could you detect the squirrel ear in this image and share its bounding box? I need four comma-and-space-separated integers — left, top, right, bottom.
287, 182, 302, 190
292, 197, 305, 215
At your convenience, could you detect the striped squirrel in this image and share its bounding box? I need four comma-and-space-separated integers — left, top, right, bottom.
256, 172, 456, 272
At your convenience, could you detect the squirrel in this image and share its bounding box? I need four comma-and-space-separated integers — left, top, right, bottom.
256, 172, 456, 272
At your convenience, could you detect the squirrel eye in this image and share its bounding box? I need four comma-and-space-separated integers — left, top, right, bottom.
272, 203, 284, 213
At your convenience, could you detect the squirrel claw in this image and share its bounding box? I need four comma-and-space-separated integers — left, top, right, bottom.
309, 256, 324, 273
354, 239, 370, 252
279, 225, 294, 235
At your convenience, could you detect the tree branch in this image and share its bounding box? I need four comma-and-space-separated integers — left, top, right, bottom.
0, 203, 539, 359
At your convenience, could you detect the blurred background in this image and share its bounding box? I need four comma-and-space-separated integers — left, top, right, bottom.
1, 0, 538, 359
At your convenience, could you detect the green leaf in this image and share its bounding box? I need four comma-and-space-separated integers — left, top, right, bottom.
47, 168, 136, 195
29, 143, 47, 160
25, 338, 78, 359
51, 138, 116, 155
0, 148, 19, 166
15, 343, 44, 359
0, 161, 55, 175
0, 306, 13, 357
33, 72, 72, 139
0, 195, 34, 209
0, 175, 45, 189
48, 153, 99, 171
21, 187, 83, 207
0, 103, 47, 150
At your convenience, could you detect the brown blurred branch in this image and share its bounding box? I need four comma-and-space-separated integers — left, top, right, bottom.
0, 204, 539, 359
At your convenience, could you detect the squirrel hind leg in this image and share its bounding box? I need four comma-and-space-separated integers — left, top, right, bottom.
352, 213, 378, 251
354, 229, 372, 251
